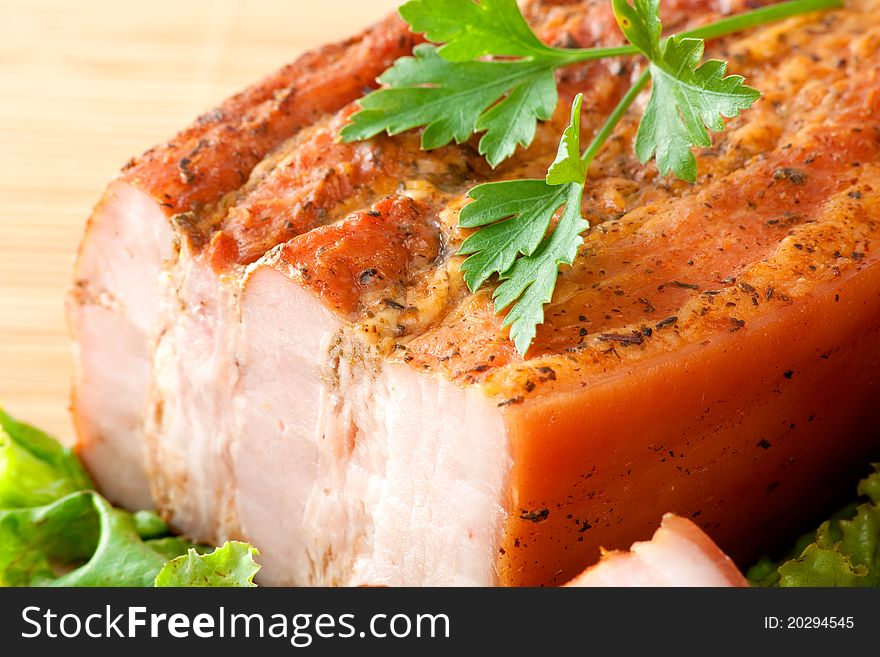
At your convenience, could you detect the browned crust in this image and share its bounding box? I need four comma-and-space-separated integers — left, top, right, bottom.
119, 13, 418, 220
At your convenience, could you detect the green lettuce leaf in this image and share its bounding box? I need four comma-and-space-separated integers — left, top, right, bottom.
0, 491, 198, 587
0, 407, 261, 588
0, 408, 92, 508
0, 491, 97, 586
52, 494, 199, 587
155, 541, 261, 587
748, 464, 880, 587
132, 509, 172, 539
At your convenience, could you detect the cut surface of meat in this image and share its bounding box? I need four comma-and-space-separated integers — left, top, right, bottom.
69, 0, 880, 585
236, 265, 510, 584
70, 182, 173, 510
69, 15, 418, 514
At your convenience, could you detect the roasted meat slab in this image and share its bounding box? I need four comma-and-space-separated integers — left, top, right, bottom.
69, 0, 880, 585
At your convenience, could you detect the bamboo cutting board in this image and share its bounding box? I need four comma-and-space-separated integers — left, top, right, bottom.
0, 0, 402, 442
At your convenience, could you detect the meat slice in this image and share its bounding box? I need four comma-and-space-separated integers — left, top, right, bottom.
565, 514, 748, 587
69, 183, 172, 509
234, 196, 510, 585
70, 0, 880, 586
69, 15, 418, 512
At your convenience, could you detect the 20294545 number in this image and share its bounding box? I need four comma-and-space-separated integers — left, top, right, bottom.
764, 617, 855, 629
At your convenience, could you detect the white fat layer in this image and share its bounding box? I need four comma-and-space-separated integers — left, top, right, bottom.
234, 267, 512, 586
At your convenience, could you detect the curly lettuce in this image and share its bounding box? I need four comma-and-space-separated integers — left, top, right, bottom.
0, 407, 260, 587
0, 408, 92, 508
748, 464, 880, 587
155, 542, 260, 587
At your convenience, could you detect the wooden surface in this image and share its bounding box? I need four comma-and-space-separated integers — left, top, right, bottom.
0, 0, 401, 442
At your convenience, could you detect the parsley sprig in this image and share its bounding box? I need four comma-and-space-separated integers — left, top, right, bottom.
459, 99, 588, 354
344, 0, 844, 355
340, 0, 634, 166
461, 81, 649, 354
614, 0, 761, 181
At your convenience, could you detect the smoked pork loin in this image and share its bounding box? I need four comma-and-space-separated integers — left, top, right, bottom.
69, 0, 880, 585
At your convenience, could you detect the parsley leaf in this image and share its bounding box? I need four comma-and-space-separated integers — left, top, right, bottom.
546, 94, 587, 185
459, 181, 571, 292
495, 183, 587, 355
341, 44, 557, 167
459, 97, 588, 355
399, 0, 559, 62
612, 0, 761, 181
341, 0, 589, 166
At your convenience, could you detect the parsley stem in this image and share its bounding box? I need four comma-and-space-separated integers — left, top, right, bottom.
580, 69, 651, 166
680, 0, 843, 41
552, 0, 843, 64
551, 44, 640, 66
